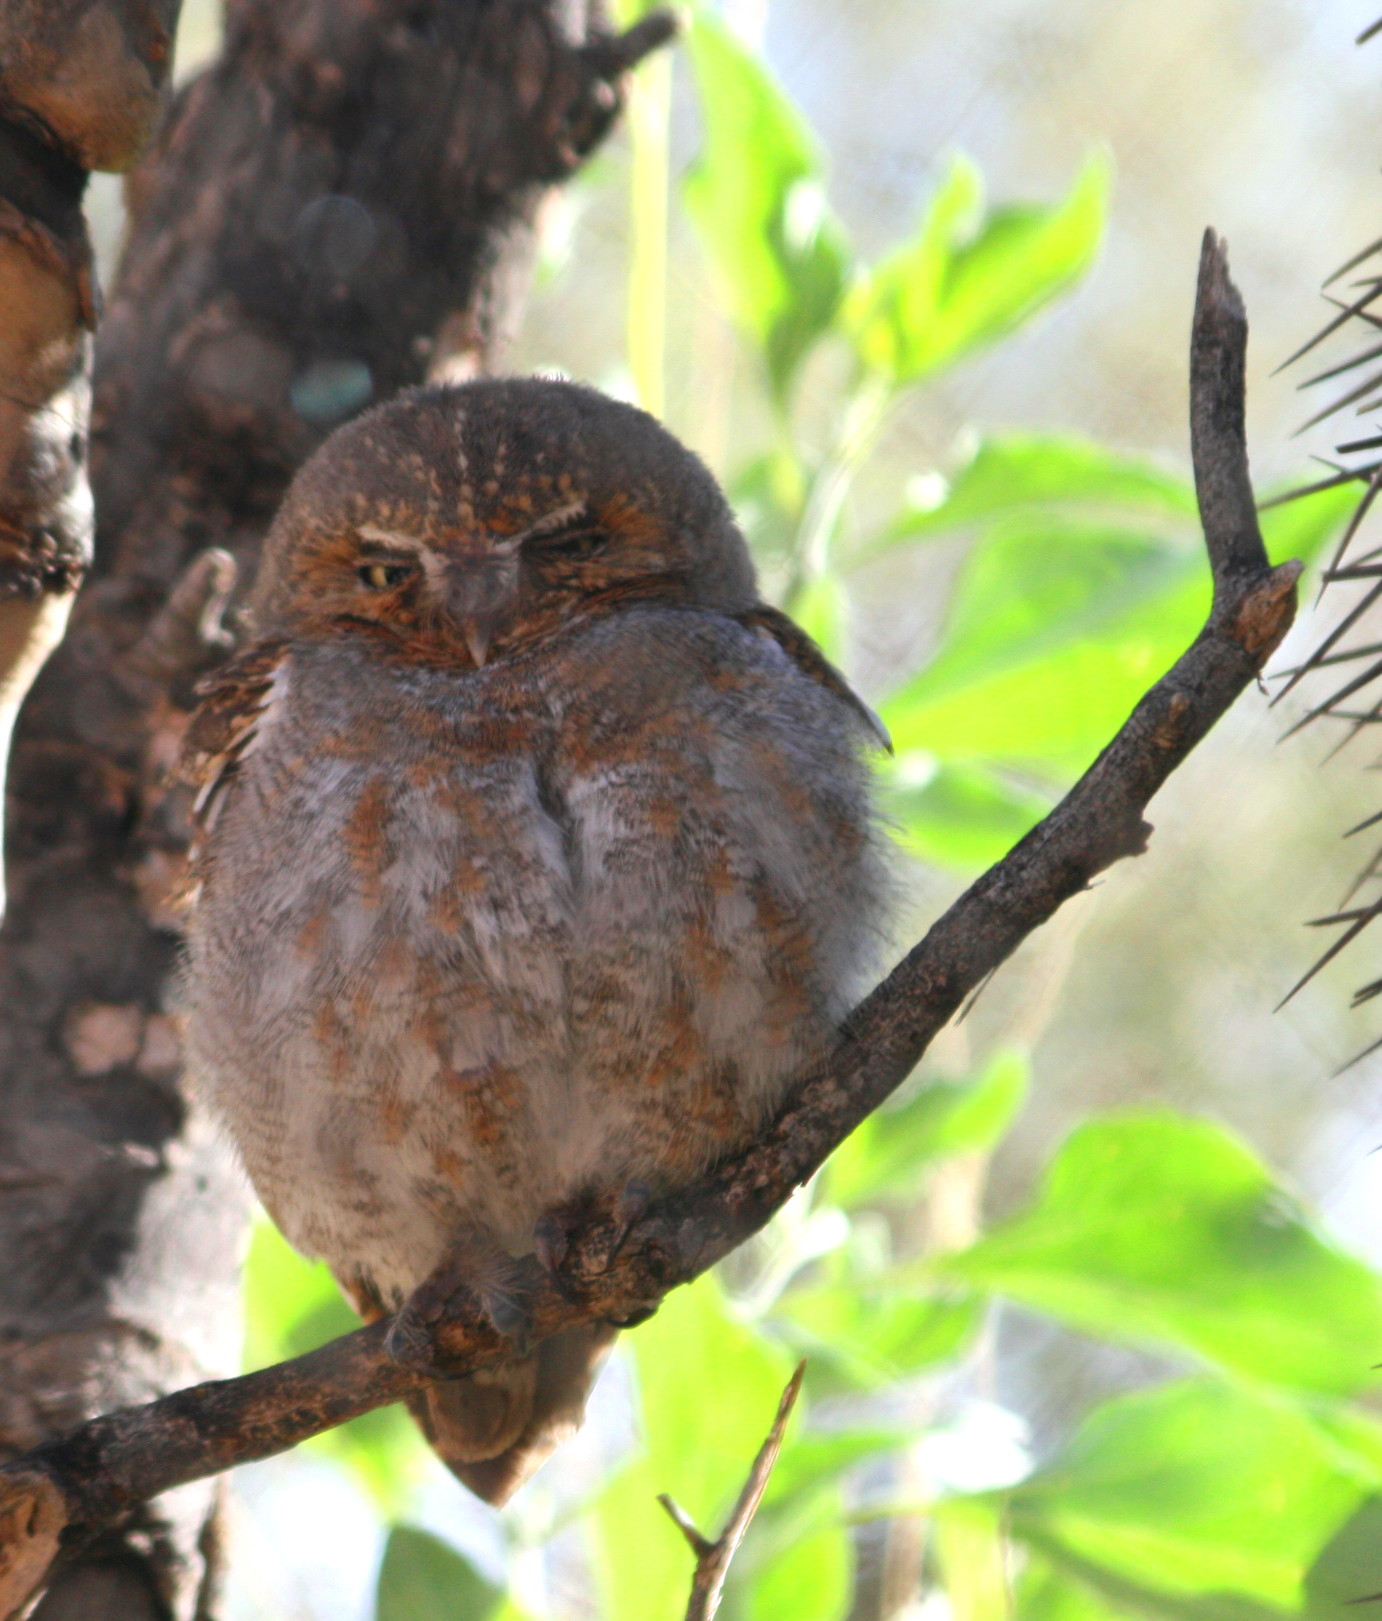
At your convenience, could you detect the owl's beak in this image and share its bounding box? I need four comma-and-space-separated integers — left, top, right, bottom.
445, 551, 518, 668
461, 618, 492, 667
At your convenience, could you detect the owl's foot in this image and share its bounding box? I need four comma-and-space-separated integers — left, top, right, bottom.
532, 1179, 656, 1288
386, 1225, 534, 1377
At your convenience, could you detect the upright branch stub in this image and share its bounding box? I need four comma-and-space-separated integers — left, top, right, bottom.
661, 1363, 805, 1621
0, 233, 1302, 1616
1192, 230, 1271, 585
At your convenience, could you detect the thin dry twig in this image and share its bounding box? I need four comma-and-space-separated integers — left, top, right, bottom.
0, 229, 1300, 1620
659, 1363, 806, 1621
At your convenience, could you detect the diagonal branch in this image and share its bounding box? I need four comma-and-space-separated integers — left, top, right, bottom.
0, 228, 1299, 1618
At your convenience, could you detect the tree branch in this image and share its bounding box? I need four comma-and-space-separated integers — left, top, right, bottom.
661, 1363, 804, 1621
0, 228, 1295, 1619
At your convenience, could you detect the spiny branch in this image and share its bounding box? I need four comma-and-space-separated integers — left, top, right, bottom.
0, 229, 1299, 1619
1265, 13, 1382, 1010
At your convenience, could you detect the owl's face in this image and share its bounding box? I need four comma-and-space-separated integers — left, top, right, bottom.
251, 379, 758, 668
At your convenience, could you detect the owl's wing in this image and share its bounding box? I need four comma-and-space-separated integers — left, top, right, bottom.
738, 603, 892, 753
179, 639, 291, 853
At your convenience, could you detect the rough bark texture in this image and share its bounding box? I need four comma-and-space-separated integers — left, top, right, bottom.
0, 2, 671, 1617
0, 2, 182, 920
0, 232, 1302, 1617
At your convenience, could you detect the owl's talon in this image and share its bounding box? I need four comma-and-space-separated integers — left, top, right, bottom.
607, 1179, 654, 1267
384, 1309, 444, 1376
386, 1226, 536, 1374
533, 1209, 572, 1276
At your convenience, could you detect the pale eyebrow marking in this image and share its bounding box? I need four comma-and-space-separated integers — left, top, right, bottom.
356, 525, 428, 553
355, 525, 447, 592
500, 502, 589, 553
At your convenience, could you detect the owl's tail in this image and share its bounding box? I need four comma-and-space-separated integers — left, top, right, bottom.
406, 1322, 617, 1505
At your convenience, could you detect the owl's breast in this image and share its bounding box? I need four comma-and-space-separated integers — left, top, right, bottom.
183, 642, 575, 1290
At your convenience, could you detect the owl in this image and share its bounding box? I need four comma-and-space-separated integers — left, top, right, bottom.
180, 379, 887, 1503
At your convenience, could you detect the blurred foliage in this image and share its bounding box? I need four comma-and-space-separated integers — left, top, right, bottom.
239, 8, 1375, 1621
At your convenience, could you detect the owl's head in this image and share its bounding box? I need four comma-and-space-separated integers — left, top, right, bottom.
251, 379, 758, 667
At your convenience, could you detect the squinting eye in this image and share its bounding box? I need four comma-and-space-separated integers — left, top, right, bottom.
358, 561, 413, 590
539, 529, 608, 561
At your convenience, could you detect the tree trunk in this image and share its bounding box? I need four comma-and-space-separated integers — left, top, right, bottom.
0, 2, 666, 1614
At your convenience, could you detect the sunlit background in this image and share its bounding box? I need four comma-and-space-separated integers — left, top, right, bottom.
99, 2, 1382, 1616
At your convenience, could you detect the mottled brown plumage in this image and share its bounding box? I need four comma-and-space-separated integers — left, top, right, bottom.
180, 379, 885, 1502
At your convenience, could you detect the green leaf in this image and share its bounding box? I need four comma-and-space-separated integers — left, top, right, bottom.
885, 759, 1052, 871
593, 1456, 706, 1621
789, 573, 847, 662
629, 1272, 796, 1524
881, 480, 1357, 778
375, 1525, 504, 1621
764, 1428, 916, 1507
870, 433, 1195, 556
684, 14, 850, 398
846, 151, 1109, 387
827, 1049, 1030, 1208
1017, 1555, 1137, 1621
773, 1279, 981, 1389
939, 1111, 1382, 1396
242, 1216, 357, 1370
744, 1510, 852, 1621
936, 1499, 1011, 1621
591, 1276, 797, 1621
1004, 1379, 1382, 1614
890, 516, 1192, 714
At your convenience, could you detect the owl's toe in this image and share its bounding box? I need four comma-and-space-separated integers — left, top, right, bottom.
608, 1179, 654, 1261
386, 1224, 536, 1375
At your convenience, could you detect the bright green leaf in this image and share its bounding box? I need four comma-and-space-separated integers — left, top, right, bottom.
936, 1499, 1011, 1621
592, 1455, 705, 1621
885, 758, 1053, 871
773, 1278, 981, 1389
827, 1050, 1030, 1208
242, 1216, 356, 1370
375, 1525, 504, 1621
847, 151, 1109, 387
939, 1112, 1382, 1396
764, 1428, 916, 1508
1017, 1554, 1136, 1621
868, 433, 1195, 558
685, 14, 850, 398
881, 481, 1357, 777
789, 573, 847, 662
627, 1272, 796, 1525
889, 517, 1192, 715
744, 1511, 852, 1621
1005, 1379, 1382, 1612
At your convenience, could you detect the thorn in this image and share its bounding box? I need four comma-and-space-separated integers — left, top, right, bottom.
1275, 282, 1382, 374
1277, 908, 1381, 1010
1300, 339, 1382, 382
1257, 467, 1371, 511
1274, 569, 1382, 711
1293, 369, 1382, 434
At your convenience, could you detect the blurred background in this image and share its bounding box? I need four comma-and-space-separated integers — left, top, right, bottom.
106, 2, 1382, 1617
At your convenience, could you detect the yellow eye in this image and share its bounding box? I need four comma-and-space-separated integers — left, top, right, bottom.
359, 561, 412, 590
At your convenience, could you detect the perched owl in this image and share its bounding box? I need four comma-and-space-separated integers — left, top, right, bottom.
180, 379, 886, 1503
